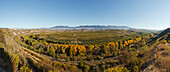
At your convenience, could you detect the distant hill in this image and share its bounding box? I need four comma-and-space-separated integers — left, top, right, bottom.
49, 25, 132, 30
45, 25, 160, 32
158, 28, 170, 37
129, 28, 160, 32
51, 26, 70, 28
152, 28, 170, 41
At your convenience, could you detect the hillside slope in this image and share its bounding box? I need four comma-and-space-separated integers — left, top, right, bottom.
158, 28, 170, 38
143, 28, 170, 72
0, 29, 13, 72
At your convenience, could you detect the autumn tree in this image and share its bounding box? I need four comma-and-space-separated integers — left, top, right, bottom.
163, 40, 167, 44
115, 42, 119, 51
87, 45, 94, 51
124, 41, 128, 46
119, 41, 124, 50
69, 45, 77, 56
77, 46, 86, 56
128, 39, 133, 44
100, 44, 110, 54
48, 46, 56, 57
149, 33, 154, 37
107, 42, 116, 53
60, 45, 69, 54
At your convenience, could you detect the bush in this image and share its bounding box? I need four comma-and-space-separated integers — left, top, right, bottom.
168, 40, 170, 43
48, 69, 60, 72
112, 52, 118, 57
10, 54, 19, 71
49, 49, 56, 57
86, 55, 94, 61
141, 45, 149, 51
66, 57, 70, 62
128, 57, 142, 72
20, 66, 32, 72
78, 61, 90, 72
10, 54, 19, 67
104, 67, 129, 72
163, 40, 167, 44
97, 56, 103, 60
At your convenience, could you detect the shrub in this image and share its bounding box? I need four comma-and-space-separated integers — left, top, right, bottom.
49, 50, 56, 57
86, 55, 94, 61
48, 69, 60, 72
10, 54, 19, 71
48, 47, 56, 57
168, 40, 170, 43
66, 57, 70, 62
112, 52, 118, 57
163, 40, 167, 44
128, 57, 142, 72
20, 66, 32, 72
97, 56, 103, 60
104, 67, 129, 72
78, 61, 90, 72
141, 45, 149, 51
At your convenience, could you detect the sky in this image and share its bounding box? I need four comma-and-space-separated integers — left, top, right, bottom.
0, 0, 170, 30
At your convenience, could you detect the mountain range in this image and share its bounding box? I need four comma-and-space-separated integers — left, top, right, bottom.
50, 25, 131, 30
44, 25, 159, 32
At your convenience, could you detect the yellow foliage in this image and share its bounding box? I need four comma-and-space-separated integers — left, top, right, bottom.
133, 66, 139, 72
124, 41, 128, 46
45, 43, 48, 45
107, 42, 116, 51
135, 37, 142, 42
88, 45, 94, 51
69, 45, 77, 56
20, 66, 32, 72
119, 43, 123, 49
123, 44, 126, 48
77, 46, 86, 56
48, 69, 60, 72
115, 42, 119, 46
163, 40, 167, 44
150, 33, 154, 37
128, 39, 133, 44
168, 40, 170, 43
29, 34, 33, 36
104, 66, 129, 72
108, 42, 115, 46
10, 54, 19, 68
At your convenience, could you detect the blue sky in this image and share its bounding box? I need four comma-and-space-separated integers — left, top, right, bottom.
0, 0, 170, 30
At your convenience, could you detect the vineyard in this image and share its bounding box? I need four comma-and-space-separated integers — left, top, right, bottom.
39, 30, 146, 45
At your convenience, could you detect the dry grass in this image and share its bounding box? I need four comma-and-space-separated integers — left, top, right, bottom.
153, 44, 170, 72
143, 43, 170, 72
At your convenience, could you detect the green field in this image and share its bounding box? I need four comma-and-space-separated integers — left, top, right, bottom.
41, 29, 144, 45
